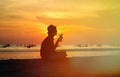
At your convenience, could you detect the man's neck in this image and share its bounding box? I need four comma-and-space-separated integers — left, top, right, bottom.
48, 35, 54, 38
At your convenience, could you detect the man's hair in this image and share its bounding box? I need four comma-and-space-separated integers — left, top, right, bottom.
47, 24, 56, 32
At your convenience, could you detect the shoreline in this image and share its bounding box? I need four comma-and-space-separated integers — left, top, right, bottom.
0, 56, 120, 77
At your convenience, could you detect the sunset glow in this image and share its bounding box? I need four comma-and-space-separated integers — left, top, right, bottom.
0, 0, 120, 45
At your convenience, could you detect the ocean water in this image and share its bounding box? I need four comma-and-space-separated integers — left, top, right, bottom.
0, 45, 120, 60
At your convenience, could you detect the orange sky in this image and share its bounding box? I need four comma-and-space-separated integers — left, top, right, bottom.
0, 0, 120, 45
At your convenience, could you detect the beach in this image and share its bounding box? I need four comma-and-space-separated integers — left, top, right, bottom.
0, 55, 120, 77
0, 45, 120, 77
1, 0, 120, 77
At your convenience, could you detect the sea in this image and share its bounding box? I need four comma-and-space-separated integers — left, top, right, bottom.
0, 44, 120, 60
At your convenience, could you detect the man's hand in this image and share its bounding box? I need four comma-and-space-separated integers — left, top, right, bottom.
58, 34, 63, 42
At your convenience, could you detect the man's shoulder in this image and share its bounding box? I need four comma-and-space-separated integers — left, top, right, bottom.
42, 37, 50, 43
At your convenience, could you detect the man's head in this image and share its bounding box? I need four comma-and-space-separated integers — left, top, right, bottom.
47, 24, 57, 36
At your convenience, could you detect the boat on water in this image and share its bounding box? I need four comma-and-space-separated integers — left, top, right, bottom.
2, 44, 10, 48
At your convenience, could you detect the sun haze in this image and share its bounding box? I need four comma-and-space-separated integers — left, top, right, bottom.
0, 0, 120, 45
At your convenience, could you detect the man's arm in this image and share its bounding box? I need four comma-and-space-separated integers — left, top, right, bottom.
54, 34, 63, 49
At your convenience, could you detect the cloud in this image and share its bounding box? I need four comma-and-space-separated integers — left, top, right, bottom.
1, 0, 120, 29
0, 0, 120, 44
0, 15, 26, 21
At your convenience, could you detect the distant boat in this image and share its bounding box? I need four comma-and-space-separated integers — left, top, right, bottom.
25, 44, 36, 48
2, 44, 10, 48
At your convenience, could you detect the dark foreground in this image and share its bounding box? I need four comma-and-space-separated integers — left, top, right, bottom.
0, 56, 120, 77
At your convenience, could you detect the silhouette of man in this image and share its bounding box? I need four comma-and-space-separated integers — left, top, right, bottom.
40, 25, 67, 61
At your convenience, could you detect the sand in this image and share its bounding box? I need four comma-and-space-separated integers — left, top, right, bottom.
0, 55, 120, 77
